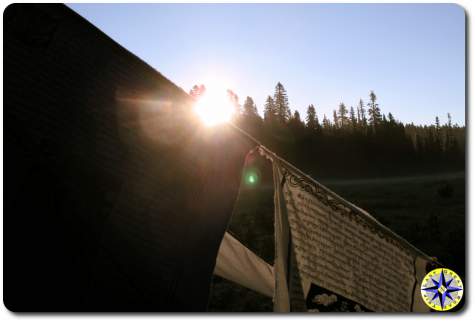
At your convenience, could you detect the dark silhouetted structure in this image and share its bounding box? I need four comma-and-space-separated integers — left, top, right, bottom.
4, 4, 254, 311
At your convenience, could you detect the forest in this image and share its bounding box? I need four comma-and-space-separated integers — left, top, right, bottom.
191, 82, 465, 178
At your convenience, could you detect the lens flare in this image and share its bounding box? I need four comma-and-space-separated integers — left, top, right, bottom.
244, 168, 260, 187
193, 84, 234, 126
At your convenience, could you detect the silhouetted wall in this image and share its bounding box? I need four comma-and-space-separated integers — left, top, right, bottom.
4, 4, 254, 311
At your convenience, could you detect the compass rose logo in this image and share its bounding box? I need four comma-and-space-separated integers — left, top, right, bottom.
421, 268, 463, 311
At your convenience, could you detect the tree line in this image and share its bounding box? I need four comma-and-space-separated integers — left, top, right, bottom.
190, 83, 465, 178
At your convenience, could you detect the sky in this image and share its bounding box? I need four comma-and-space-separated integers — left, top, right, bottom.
68, 3, 465, 125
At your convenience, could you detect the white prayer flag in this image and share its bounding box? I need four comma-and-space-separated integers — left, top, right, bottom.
265, 149, 434, 312
214, 232, 274, 298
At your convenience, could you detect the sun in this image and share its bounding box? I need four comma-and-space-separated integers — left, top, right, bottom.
193, 84, 235, 126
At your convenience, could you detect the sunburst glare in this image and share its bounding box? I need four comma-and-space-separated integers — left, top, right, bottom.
193, 84, 234, 126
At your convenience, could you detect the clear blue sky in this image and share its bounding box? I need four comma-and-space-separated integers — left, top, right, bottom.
68, 3, 465, 125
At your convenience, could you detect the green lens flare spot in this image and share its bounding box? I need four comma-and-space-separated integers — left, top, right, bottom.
244, 169, 260, 186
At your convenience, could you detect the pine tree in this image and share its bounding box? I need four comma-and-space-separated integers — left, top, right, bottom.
367, 90, 381, 130
350, 106, 357, 129
434, 116, 442, 152
306, 104, 317, 130
388, 112, 396, 124
357, 98, 367, 127
445, 113, 454, 153
263, 96, 276, 123
337, 102, 348, 128
273, 82, 291, 122
289, 110, 304, 129
322, 114, 331, 130
293, 110, 301, 122
447, 113, 452, 128
243, 96, 258, 117
333, 110, 339, 129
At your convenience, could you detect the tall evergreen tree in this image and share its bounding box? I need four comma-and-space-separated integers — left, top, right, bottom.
388, 112, 396, 124
333, 110, 339, 129
289, 110, 304, 130
306, 104, 317, 130
350, 106, 357, 129
367, 90, 381, 130
322, 114, 331, 130
293, 110, 301, 122
263, 96, 276, 123
273, 82, 291, 122
337, 103, 349, 128
243, 96, 258, 117
434, 116, 442, 152
445, 113, 454, 153
357, 98, 367, 127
